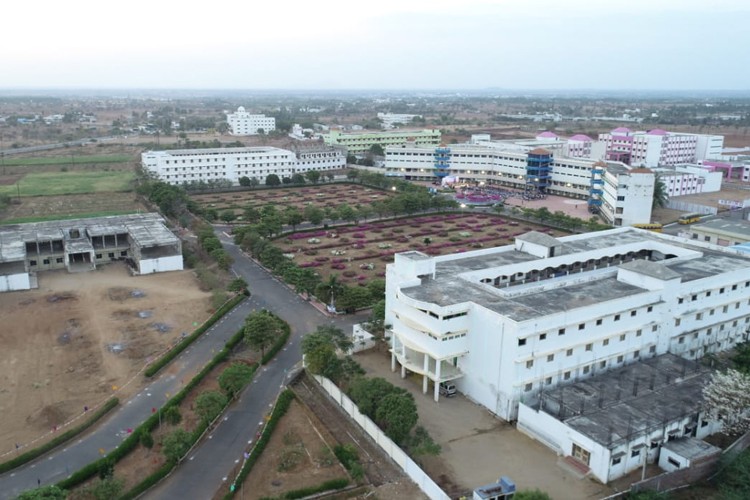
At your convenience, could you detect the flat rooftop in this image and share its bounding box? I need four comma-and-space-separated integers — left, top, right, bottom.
531, 354, 715, 448
0, 213, 177, 262
144, 146, 288, 157
691, 219, 750, 240
399, 228, 750, 321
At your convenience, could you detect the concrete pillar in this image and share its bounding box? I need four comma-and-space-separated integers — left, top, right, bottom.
422, 354, 429, 394
391, 336, 396, 372
434, 359, 442, 402
401, 364, 406, 378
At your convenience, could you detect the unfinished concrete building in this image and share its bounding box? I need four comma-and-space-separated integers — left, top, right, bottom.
0, 213, 183, 292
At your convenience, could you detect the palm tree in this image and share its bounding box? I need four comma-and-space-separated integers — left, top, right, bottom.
652, 174, 669, 210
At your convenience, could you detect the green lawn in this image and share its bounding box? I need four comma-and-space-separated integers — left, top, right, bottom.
1, 210, 142, 225
1, 154, 132, 166
0, 171, 135, 197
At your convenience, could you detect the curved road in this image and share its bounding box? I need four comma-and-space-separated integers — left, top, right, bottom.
144, 231, 366, 499
0, 230, 365, 499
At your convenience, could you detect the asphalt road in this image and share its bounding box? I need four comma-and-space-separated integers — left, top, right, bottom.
144, 230, 366, 499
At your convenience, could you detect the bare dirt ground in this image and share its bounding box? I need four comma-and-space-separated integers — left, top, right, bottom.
0, 263, 211, 457
354, 349, 615, 500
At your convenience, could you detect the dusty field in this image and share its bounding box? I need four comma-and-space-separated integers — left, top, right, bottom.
190, 184, 394, 219
0, 263, 211, 456
0, 192, 148, 223
232, 399, 350, 500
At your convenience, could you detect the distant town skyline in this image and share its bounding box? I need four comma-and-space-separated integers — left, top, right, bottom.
3, 0, 749, 91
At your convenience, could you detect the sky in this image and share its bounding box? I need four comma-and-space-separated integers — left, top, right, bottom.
2, 0, 749, 91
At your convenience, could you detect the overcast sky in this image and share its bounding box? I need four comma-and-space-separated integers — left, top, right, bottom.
2, 0, 749, 90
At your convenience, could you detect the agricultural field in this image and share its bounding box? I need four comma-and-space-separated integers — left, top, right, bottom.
190, 183, 395, 219
271, 213, 568, 287
0, 170, 135, 198
0, 192, 147, 224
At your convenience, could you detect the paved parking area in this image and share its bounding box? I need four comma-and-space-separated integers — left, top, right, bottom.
353, 349, 615, 500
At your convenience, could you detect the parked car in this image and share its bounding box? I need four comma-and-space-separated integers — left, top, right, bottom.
439, 382, 457, 397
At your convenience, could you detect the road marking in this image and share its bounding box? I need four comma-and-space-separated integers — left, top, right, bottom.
234, 459, 240, 463
190, 456, 195, 461
222, 476, 228, 481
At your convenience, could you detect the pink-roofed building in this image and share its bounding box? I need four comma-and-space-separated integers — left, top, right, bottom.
564, 134, 594, 158
536, 131, 559, 140
597, 127, 721, 167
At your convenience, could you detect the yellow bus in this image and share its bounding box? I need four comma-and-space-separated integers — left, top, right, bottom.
632, 223, 663, 232
678, 213, 702, 225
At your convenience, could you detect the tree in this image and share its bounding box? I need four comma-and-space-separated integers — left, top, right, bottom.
732, 341, 750, 374
227, 277, 248, 293
244, 310, 283, 358
304, 205, 324, 225
406, 425, 441, 456
348, 377, 398, 417
86, 477, 125, 500
265, 173, 281, 186
346, 154, 357, 165
282, 176, 292, 185
219, 363, 255, 398
243, 206, 261, 224
291, 173, 306, 185
317, 274, 345, 308
702, 368, 750, 435
164, 405, 182, 425
652, 174, 669, 210
716, 446, 750, 498
337, 203, 356, 223
369, 143, 385, 156
195, 390, 228, 423
301, 325, 354, 381
284, 207, 304, 231
220, 210, 236, 223
346, 169, 359, 181
162, 428, 192, 463
305, 170, 321, 184
17, 485, 68, 500
238, 176, 251, 187
337, 286, 373, 313
249, 176, 260, 188
375, 392, 418, 444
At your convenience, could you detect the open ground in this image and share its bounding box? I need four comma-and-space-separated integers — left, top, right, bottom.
0, 263, 211, 456
354, 349, 615, 500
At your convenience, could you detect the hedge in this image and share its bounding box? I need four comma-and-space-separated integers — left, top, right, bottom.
145, 293, 246, 377
258, 478, 350, 500
0, 398, 119, 474
260, 316, 291, 365
225, 390, 295, 499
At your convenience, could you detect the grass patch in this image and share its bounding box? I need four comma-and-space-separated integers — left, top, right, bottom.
1, 210, 141, 225
0, 170, 135, 197
1, 155, 132, 167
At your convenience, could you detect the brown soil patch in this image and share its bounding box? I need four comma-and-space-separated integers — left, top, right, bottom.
0, 173, 25, 186
0, 263, 212, 456
232, 399, 348, 500
0, 192, 148, 222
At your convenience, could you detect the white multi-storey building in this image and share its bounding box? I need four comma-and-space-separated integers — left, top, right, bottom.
226, 106, 276, 135
653, 164, 723, 197
385, 143, 655, 226
385, 227, 750, 422
599, 128, 724, 167
377, 112, 422, 129
141, 146, 345, 186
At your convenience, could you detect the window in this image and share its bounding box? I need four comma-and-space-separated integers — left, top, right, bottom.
614, 314, 621, 321
596, 319, 603, 326
612, 457, 622, 465
583, 365, 591, 374
526, 360, 533, 369
524, 383, 532, 392
647, 306, 653, 313
706, 291, 712, 297
572, 444, 590, 465
617, 355, 624, 363
723, 305, 728, 313
679, 337, 685, 344
696, 313, 703, 320
558, 328, 566, 335
720, 288, 725, 294
678, 298, 684, 304
547, 354, 554, 362
564, 371, 571, 380
620, 334, 626, 342
539, 333, 547, 340
631, 449, 640, 458
675, 318, 681, 326
650, 345, 656, 354
29, 260, 36, 266
710, 309, 715, 316
585, 343, 593, 351
545, 377, 552, 385
603, 338, 610, 346
566, 349, 573, 357
692, 295, 698, 301
667, 457, 681, 469
634, 350, 640, 358
636, 329, 642, 337
518, 338, 527, 346
732, 284, 738, 291
56, 257, 63, 263
578, 323, 585, 331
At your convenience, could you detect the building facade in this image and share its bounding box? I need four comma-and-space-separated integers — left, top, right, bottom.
322, 129, 441, 155
0, 214, 183, 292
385, 228, 750, 423
385, 144, 655, 226
599, 128, 724, 167
226, 106, 276, 135
141, 146, 346, 186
